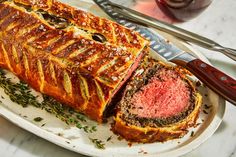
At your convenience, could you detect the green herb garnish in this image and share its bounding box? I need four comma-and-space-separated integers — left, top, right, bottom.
34, 117, 43, 122
0, 70, 41, 108
190, 131, 194, 137
203, 110, 208, 114
0, 69, 97, 134
41, 95, 97, 133
89, 138, 105, 149
204, 104, 212, 109
106, 136, 112, 142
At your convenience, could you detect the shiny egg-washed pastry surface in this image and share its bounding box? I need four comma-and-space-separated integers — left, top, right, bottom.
0, 0, 149, 122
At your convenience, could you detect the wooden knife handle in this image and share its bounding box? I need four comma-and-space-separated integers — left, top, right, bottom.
186, 59, 236, 105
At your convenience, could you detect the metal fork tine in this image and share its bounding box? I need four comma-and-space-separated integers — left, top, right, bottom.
106, 1, 236, 61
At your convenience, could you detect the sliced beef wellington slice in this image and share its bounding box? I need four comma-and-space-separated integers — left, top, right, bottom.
112, 58, 202, 143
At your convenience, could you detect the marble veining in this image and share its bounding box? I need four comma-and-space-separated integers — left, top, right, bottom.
0, 0, 236, 157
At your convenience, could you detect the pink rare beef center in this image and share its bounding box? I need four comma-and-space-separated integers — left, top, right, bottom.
130, 69, 191, 118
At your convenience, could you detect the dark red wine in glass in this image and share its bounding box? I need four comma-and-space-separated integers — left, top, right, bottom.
156, 0, 213, 21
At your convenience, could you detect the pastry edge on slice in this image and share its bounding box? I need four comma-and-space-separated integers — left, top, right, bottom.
112, 58, 202, 143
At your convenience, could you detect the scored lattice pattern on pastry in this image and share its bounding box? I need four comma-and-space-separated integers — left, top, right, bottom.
0, 0, 149, 122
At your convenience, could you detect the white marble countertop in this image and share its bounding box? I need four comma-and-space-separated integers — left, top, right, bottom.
0, 0, 236, 157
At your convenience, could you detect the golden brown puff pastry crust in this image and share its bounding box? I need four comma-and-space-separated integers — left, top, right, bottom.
0, 0, 149, 122
13, 0, 147, 50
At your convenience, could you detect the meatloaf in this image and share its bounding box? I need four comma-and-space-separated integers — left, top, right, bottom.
0, 0, 149, 122
112, 57, 202, 143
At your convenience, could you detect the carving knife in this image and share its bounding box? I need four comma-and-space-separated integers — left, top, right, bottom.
97, 0, 236, 61
93, 0, 236, 105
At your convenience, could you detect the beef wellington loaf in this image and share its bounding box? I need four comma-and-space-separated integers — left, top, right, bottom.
112, 57, 202, 143
0, 0, 148, 122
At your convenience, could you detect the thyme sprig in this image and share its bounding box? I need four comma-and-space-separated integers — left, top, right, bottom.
34, 117, 43, 122
89, 138, 105, 149
0, 70, 41, 108
0, 69, 97, 133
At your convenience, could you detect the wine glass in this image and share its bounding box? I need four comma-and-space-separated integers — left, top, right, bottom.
156, 0, 213, 21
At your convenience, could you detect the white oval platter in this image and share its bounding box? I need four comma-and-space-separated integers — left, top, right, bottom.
0, 0, 225, 157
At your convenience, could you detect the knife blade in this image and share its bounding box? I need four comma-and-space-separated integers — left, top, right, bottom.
94, 0, 236, 61
93, 0, 236, 105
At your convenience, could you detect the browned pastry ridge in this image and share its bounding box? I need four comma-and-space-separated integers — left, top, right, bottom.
0, 0, 202, 143
112, 58, 202, 143
0, 0, 149, 122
